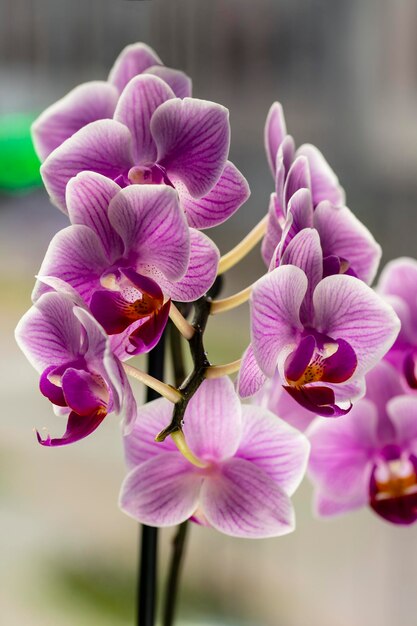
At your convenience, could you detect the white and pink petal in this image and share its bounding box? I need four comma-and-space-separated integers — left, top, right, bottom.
152, 98, 230, 198
123, 397, 177, 469
66, 172, 124, 260
296, 143, 345, 207
15, 292, 82, 372
183, 378, 242, 463
41, 119, 134, 213
108, 185, 190, 282
251, 265, 306, 377
237, 344, 267, 398
32, 225, 107, 303
158, 229, 219, 302
237, 405, 310, 495
174, 161, 250, 229
119, 452, 203, 527
114, 75, 174, 164
145, 65, 192, 99
108, 42, 163, 92
201, 457, 295, 538
307, 399, 378, 503
313, 274, 400, 378
32, 81, 119, 161
264, 102, 287, 175
313, 201, 381, 285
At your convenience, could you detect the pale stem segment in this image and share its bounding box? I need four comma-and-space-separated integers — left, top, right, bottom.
169, 302, 195, 340
210, 285, 252, 314
170, 430, 208, 469
205, 358, 242, 379
123, 363, 183, 404
217, 214, 268, 275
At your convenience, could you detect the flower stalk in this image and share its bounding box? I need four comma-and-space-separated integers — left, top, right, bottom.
169, 302, 195, 340
210, 284, 252, 314
138, 333, 167, 626
156, 296, 212, 442
205, 358, 242, 379
123, 363, 183, 404
217, 214, 268, 274
163, 522, 189, 626
171, 430, 208, 468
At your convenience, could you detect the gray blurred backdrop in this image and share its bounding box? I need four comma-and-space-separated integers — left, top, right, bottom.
2, 1, 417, 625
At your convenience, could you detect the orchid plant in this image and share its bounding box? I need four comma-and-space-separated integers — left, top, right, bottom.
16, 41, 415, 625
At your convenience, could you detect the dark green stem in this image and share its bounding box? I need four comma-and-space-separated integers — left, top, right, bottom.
156, 296, 212, 442
138, 333, 166, 626
162, 522, 189, 626
169, 317, 187, 388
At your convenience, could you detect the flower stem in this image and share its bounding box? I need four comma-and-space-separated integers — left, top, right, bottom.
171, 430, 208, 468
210, 285, 252, 314
137, 334, 166, 626
217, 214, 268, 274
162, 522, 189, 626
155, 296, 212, 442
123, 363, 183, 404
169, 302, 195, 340
205, 358, 242, 379
169, 318, 187, 388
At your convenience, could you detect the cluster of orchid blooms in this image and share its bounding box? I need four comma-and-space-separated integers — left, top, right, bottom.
15, 42, 417, 536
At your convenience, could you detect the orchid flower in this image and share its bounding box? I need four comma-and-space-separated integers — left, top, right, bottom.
32, 172, 219, 359
267, 186, 381, 285
15, 288, 136, 446
238, 228, 400, 416
40, 74, 249, 229
265, 101, 345, 209
32, 42, 192, 161
120, 377, 309, 538
262, 104, 380, 283
378, 257, 417, 389
308, 361, 417, 525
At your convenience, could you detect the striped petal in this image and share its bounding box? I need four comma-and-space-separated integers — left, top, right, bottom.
114, 75, 174, 164
41, 119, 134, 213
108, 185, 190, 282
158, 229, 219, 302
201, 458, 295, 538
175, 161, 250, 229
152, 98, 230, 198
108, 42, 162, 92
32, 81, 118, 161
120, 453, 203, 527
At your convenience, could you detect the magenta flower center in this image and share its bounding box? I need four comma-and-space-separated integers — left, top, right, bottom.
286, 353, 326, 387
113, 163, 174, 189
370, 450, 417, 525
282, 333, 357, 417
40, 362, 110, 416
374, 457, 417, 499
404, 350, 417, 389
285, 333, 357, 389
91, 268, 165, 335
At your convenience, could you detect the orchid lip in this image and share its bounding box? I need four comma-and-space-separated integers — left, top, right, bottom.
37, 364, 111, 447
91, 268, 165, 336
36, 408, 108, 447
284, 384, 352, 417
282, 333, 356, 416
125, 298, 170, 355
284, 333, 357, 388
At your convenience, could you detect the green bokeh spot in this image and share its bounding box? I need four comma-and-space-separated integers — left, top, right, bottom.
0, 113, 42, 191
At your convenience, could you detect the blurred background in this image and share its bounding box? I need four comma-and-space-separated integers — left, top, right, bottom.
2, 0, 417, 624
